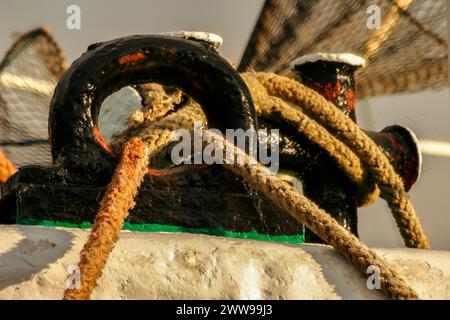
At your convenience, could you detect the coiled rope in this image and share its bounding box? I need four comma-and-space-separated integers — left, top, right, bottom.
208, 131, 419, 300
65, 72, 429, 300
253, 72, 429, 249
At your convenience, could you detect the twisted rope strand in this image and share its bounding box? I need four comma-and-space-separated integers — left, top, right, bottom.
63, 138, 150, 300
78, 71, 428, 300
204, 131, 418, 300
255, 72, 429, 249
242, 72, 379, 206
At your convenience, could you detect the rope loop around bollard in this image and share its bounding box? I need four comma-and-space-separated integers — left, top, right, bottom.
48, 35, 258, 178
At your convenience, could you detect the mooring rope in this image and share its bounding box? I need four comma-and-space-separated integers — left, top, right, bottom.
206, 131, 418, 300
63, 138, 150, 300
241, 72, 380, 207
66, 71, 429, 299
110, 97, 205, 165
254, 72, 429, 249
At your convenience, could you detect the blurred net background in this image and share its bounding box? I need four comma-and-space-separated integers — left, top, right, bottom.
0, 0, 447, 168
0, 29, 65, 167
0, 28, 140, 167
238, 0, 448, 98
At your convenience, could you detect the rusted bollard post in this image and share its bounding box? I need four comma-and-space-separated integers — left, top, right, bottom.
291, 53, 421, 242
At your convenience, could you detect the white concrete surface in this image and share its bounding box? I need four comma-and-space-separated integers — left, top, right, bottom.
0, 225, 449, 300
0, 0, 449, 250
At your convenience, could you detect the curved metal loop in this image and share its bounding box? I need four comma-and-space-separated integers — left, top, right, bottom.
49, 35, 257, 171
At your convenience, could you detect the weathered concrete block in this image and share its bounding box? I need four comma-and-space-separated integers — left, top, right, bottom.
0, 225, 448, 299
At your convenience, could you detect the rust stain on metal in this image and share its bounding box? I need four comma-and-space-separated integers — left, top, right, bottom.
93, 125, 113, 154
119, 52, 145, 65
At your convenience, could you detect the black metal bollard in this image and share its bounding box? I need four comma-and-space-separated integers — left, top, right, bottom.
291, 53, 422, 242
0, 33, 307, 240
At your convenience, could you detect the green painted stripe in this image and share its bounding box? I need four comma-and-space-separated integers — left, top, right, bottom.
17, 218, 304, 244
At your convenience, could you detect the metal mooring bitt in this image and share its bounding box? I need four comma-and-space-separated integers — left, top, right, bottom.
291, 53, 422, 242
0, 33, 307, 239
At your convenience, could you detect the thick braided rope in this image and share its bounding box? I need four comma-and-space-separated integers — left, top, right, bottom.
111, 101, 205, 163
130, 83, 184, 127
255, 72, 429, 249
111, 123, 419, 299
204, 131, 418, 300
103, 84, 419, 299
110, 75, 428, 248
242, 72, 379, 206
63, 138, 150, 300
113, 76, 379, 206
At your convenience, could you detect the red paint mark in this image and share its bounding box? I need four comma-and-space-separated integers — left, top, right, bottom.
310, 80, 356, 113
324, 82, 341, 102
93, 124, 210, 178
309, 81, 341, 102
93, 125, 113, 154
344, 90, 356, 111
119, 52, 145, 65
147, 164, 209, 177
147, 168, 166, 176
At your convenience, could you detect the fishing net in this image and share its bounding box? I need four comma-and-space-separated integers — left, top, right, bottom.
238, 0, 448, 98
1, 0, 448, 167
0, 28, 139, 168
0, 28, 65, 167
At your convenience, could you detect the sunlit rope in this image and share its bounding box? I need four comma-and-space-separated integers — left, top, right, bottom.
71, 72, 428, 300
